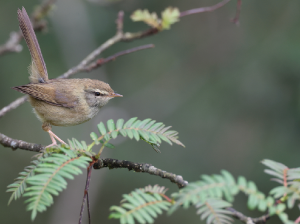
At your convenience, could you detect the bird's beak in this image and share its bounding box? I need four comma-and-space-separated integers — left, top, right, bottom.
110, 92, 123, 97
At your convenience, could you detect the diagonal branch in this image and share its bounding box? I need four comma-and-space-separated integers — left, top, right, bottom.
180, 0, 231, 17
93, 158, 188, 188
0, 96, 28, 119
227, 207, 270, 224
83, 44, 154, 72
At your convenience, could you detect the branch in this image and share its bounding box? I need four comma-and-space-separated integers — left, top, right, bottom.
93, 158, 188, 189
180, 0, 231, 17
0, 133, 44, 152
83, 44, 154, 72
231, 0, 242, 25
79, 163, 94, 224
122, 28, 160, 42
0, 0, 56, 56
227, 207, 270, 224
0, 96, 27, 119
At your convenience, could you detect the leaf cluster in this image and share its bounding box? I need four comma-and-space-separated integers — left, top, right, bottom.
110, 186, 172, 224
262, 159, 300, 223
131, 7, 180, 31
8, 148, 91, 220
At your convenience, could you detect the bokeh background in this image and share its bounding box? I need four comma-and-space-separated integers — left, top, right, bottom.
1, 0, 300, 223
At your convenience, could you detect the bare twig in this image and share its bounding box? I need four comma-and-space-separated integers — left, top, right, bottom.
227, 208, 270, 224
180, 0, 231, 17
0, 0, 56, 56
58, 32, 123, 79
87, 190, 91, 224
84, 44, 154, 72
122, 28, 160, 42
0, 133, 44, 152
231, 0, 242, 25
79, 163, 94, 224
0, 96, 27, 119
0, 31, 23, 55
93, 158, 188, 188
116, 11, 124, 35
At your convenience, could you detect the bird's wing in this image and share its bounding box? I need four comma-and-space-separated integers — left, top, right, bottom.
12, 84, 77, 108
17, 7, 48, 83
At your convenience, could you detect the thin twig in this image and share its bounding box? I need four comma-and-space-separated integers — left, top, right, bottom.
283, 168, 289, 197
79, 163, 94, 224
87, 190, 91, 224
0, 96, 27, 119
93, 158, 189, 188
58, 32, 123, 79
227, 207, 270, 224
231, 0, 242, 25
116, 11, 124, 35
84, 44, 154, 72
180, 0, 231, 17
0, 31, 23, 55
122, 28, 159, 42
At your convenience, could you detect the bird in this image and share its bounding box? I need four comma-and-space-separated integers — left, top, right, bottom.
13, 7, 122, 148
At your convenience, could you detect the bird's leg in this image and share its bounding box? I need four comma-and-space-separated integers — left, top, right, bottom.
48, 130, 67, 145
42, 122, 66, 148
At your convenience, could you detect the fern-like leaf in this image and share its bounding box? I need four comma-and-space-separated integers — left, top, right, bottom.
23, 148, 91, 220
170, 170, 238, 214
262, 159, 288, 185
196, 198, 233, 224
91, 118, 184, 153
263, 159, 300, 209
110, 188, 172, 224
6, 159, 42, 205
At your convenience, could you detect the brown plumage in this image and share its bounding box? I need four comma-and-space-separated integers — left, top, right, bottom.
13, 7, 122, 148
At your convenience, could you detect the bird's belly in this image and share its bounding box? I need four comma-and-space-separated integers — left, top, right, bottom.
29, 97, 99, 127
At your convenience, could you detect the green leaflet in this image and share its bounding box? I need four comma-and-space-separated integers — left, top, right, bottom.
90, 117, 184, 153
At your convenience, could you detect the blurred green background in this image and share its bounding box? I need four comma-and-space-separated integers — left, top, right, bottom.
1, 0, 300, 223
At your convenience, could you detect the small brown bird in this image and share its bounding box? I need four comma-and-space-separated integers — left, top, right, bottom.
13, 7, 122, 148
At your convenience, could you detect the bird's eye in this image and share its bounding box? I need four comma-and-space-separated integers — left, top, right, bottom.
95, 92, 101, 96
